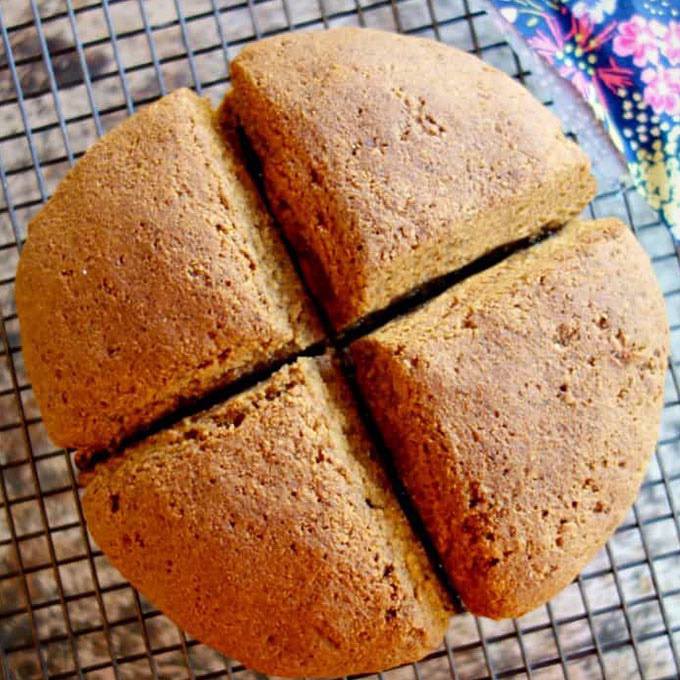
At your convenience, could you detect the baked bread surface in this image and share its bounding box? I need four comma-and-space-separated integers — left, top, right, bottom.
14, 27, 668, 663
351, 218, 669, 618
229, 27, 596, 328
82, 356, 452, 677
15, 88, 321, 451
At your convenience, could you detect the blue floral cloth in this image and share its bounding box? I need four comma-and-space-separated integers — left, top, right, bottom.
489, 0, 679, 242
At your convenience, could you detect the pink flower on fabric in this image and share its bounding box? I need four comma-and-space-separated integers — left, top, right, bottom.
613, 16, 664, 67
662, 21, 680, 66
527, 14, 632, 105
641, 67, 680, 116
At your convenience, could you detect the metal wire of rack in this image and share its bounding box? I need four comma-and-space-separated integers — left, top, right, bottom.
0, 1, 678, 678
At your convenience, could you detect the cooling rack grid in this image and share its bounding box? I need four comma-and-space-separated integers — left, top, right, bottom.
0, 1, 679, 678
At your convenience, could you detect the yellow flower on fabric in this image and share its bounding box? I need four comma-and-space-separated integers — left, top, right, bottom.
645, 158, 671, 203
629, 134, 680, 234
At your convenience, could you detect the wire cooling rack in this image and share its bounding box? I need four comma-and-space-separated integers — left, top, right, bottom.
0, 1, 679, 678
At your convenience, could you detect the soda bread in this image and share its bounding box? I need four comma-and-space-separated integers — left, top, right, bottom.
229, 27, 596, 328
351, 219, 668, 618
15, 88, 321, 452
82, 356, 452, 676
12, 27, 669, 677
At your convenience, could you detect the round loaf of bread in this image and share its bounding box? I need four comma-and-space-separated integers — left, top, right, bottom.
82, 356, 452, 677
13, 26, 668, 672
15, 88, 321, 452
229, 27, 596, 328
351, 218, 669, 619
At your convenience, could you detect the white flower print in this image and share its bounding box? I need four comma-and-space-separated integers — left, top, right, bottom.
572, 0, 617, 25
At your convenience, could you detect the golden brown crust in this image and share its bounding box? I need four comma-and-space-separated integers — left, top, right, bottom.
15, 88, 322, 452
229, 27, 596, 329
82, 356, 451, 677
351, 219, 669, 619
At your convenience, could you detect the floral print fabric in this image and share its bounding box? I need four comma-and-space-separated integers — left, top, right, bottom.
491, 0, 679, 242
